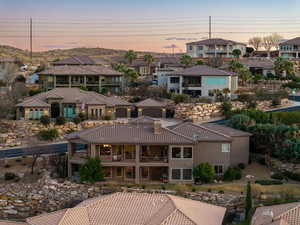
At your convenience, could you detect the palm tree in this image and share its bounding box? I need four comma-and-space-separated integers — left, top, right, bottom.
143, 54, 154, 77
180, 55, 192, 68
239, 68, 252, 86
274, 57, 294, 77
232, 49, 242, 59
228, 60, 244, 73
124, 50, 137, 65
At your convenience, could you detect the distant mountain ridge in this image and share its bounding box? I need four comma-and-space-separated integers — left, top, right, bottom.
0, 45, 166, 65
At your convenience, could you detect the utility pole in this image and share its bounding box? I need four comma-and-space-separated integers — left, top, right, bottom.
209, 16, 212, 40
30, 18, 32, 63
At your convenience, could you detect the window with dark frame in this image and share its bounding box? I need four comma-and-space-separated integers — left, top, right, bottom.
214, 165, 223, 175
183, 147, 193, 158
172, 169, 181, 180
182, 169, 192, 180
172, 147, 181, 158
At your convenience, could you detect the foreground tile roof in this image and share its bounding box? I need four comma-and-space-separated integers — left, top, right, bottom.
251, 202, 300, 225
202, 123, 252, 137
52, 56, 96, 66
171, 65, 236, 77
23, 193, 226, 225
187, 38, 246, 46
17, 88, 131, 107
0, 221, 27, 225
39, 65, 122, 76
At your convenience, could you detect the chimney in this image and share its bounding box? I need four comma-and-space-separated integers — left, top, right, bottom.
154, 120, 162, 134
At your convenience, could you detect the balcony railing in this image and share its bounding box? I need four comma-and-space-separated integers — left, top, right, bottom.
101, 81, 122, 86
140, 156, 168, 163
182, 83, 201, 88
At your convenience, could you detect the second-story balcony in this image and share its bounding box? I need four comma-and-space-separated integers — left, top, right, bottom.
101, 81, 122, 86
182, 82, 201, 88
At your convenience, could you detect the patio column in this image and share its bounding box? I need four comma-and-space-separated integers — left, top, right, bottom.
69, 76, 72, 88
179, 76, 183, 94
135, 145, 140, 184
98, 75, 102, 92
84, 75, 87, 88
53, 75, 56, 88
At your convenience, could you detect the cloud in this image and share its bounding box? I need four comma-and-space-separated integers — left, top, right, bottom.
163, 44, 179, 49
165, 37, 198, 41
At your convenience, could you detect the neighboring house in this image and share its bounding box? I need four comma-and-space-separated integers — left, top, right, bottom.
186, 38, 247, 58
16, 88, 132, 120
279, 37, 300, 59
39, 56, 123, 94
252, 51, 279, 58
0, 192, 226, 225
135, 98, 168, 118
251, 202, 300, 225
66, 117, 250, 183
241, 59, 275, 76
167, 65, 238, 97
131, 58, 158, 76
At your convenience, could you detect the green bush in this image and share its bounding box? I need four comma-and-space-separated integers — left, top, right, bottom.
271, 172, 284, 180
238, 163, 246, 170
282, 171, 300, 182
255, 179, 283, 185
223, 167, 242, 181
78, 112, 87, 121
4, 172, 17, 180
40, 115, 51, 126
38, 128, 59, 141
72, 116, 81, 124
193, 163, 216, 183
220, 101, 233, 117
55, 116, 66, 125
103, 115, 112, 120
171, 93, 189, 104
79, 158, 104, 183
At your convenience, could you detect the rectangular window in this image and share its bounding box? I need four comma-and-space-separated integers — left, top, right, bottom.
172, 147, 181, 158
172, 169, 181, 180
197, 46, 203, 51
182, 169, 192, 180
116, 167, 123, 177
214, 165, 223, 175
170, 77, 179, 83
183, 147, 193, 158
222, 143, 230, 153
189, 45, 193, 51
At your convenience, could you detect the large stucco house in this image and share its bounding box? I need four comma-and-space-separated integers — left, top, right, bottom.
39, 56, 123, 94
167, 65, 238, 97
16, 88, 132, 120
0, 192, 226, 225
66, 117, 250, 184
186, 38, 246, 58
279, 37, 300, 60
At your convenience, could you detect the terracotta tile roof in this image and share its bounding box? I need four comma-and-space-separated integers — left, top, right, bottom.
187, 38, 246, 46
17, 88, 131, 108
202, 123, 252, 137
251, 202, 300, 225
241, 59, 275, 70
132, 58, 158, 67
171, 65, 236, 77
52, 56, 95, 65
66, 121, 194, 145
39, 65, 122, 76
135, 98, 168, 107
23, 193, 226, 225
279, 37, 300, 46
169, 122, 232, 142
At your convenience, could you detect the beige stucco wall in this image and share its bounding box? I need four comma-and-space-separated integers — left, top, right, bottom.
24, 107, 50, 120
230, 136, 250, 166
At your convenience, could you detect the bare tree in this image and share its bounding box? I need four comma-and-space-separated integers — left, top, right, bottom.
263, 35, 273, 58
270, 33, 283, 50
0, 63, 19, 90
248, 37, 262, 51
24, 136, 48, 174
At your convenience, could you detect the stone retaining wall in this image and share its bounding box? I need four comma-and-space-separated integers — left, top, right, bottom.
174, 99, 290, 122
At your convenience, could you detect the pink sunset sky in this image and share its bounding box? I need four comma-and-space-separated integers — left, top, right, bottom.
1, 0, 300, 53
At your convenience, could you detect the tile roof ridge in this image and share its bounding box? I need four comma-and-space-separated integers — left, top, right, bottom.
163, 126, 196, 143
275, 203, 300, 221
58, 208, 72, 225
26, 208, 68, 224
189, 123, 232, 141
85, 192, 119, 209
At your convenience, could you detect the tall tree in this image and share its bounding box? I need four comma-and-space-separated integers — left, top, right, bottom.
263, 35, 273, 58
228, 60, 244, 73
124, 50, 137, 65
143, 54, 155, 77
180, 54, 192, 68
270, 33, 283, 50
0, 63, 19, 90
245, 181, 253, 220
248, 37, 262, 51
239, 68, 252, 86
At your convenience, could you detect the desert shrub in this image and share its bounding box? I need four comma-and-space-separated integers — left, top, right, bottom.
193, 163, 216, 183
38, 128, 59, 141
78, 112, 87, 121
282, 81, 300, 89
72, 116, 81, 124
238, 163, 246, 170
220, 101, 233, 117
174, 184, 189, 195
271, 172, 284, 180
79, 158, 104, 183
55, 116, 66, 125
4, 172, 17, 180
255, 179, 283, 185
223, 167, 242, 181
171, 93, 189, 104
282, 171, 300, 182
40, 115, 50, 126
103, 115, 112, 120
